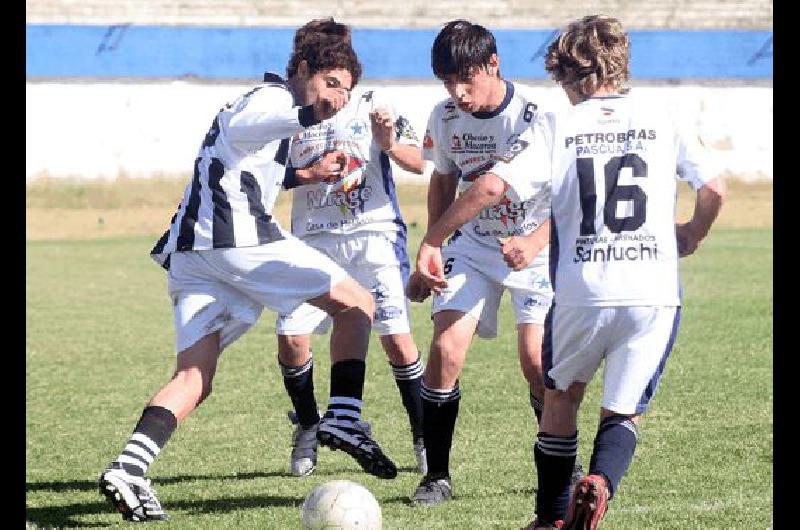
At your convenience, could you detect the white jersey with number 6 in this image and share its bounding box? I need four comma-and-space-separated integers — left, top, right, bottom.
423, 81, 552, 257
549, 94, 715, 307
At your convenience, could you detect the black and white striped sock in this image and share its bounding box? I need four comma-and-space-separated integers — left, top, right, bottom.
390, 356, 424, 439
421, 381, 461, 477
113, 406, 177, 477
325, 359, 365, 423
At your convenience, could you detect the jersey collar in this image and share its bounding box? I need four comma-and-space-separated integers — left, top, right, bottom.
471, 80, 514, 119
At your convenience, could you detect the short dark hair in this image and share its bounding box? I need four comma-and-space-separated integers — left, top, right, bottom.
431, 20, 498, 80
286, 19, 362, 86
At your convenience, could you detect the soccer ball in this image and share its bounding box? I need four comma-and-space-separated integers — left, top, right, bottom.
300, 479, 382, 530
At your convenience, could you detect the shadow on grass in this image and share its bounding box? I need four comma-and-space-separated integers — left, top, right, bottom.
26, 467, 382, 527
27, 492, 305, 528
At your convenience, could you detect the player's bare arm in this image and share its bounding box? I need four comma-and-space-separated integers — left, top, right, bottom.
497, 218, 551, 271
369, 109, 425, 174
676, 176, 726, 257
416, 172, 508, 292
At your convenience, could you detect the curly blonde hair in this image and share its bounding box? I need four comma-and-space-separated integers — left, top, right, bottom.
545, 15, 629, 98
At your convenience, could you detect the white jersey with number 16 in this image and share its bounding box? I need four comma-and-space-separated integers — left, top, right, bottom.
549, 94, 715, 307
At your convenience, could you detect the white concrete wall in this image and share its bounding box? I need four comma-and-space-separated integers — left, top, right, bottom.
26, 81, 772, 182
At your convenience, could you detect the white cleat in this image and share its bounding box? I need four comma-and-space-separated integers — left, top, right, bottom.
288, 411, 319, 477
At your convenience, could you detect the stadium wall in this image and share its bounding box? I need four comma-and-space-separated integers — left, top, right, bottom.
26, 25, 772, 182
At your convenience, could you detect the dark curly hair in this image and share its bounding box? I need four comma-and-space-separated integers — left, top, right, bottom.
545, 15, 630, 98
286, 18, 362, 86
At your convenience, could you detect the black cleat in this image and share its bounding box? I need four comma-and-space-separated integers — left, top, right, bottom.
316, 412, 398, 479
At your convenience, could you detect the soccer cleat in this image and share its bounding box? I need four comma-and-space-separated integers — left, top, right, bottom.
316, 411, 397, 479
98, 462, 169, 522
522, 519, 564, 529
411, 472, 453, 506
288, 411, 319, 477
413, 436, 428, 474
564, 474, 610, 530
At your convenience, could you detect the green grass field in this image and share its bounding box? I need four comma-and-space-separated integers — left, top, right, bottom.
26, 207, 772, 529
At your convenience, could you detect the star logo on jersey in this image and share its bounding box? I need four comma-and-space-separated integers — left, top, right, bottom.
348, 119, 367, 139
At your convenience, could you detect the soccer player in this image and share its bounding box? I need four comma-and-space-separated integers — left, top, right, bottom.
97, 22, 398, 523
523, 15, 726, 530
408, 20, 578, 506
274, 19, 428, 478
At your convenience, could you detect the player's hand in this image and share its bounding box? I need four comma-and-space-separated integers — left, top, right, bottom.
406, 271, 432, 302
675, 222, 703, 257
301, 150, 349, 184
314, 87, 350, 122
497, 235, 536, 271
369, 108, 395, 152
415, 241, 448, 294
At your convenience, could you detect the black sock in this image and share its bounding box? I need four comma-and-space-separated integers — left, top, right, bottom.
530, 392, 544, 425
534, 431, 578, 524
326, 359, 366, 421
280, 354, 320, 428
390, 356, 424, 440
589, 415, 638, 498
421, 381, 460, 477
113, 405, 177, 477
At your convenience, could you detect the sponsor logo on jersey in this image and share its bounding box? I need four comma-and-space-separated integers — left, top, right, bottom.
600, 107, 614, 116
496, 136, 530, 163
451, 135, 463, 151
305, 155, 372, 215
478, 195, 535, 228
442, 101, 460, 121
423, 130, 434, 149
461, 160, 496, 182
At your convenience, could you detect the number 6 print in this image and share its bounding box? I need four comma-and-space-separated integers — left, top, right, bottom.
576, 153, 648, 235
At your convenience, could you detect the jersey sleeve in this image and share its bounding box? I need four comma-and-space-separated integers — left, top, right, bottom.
225, 85, 320, 150
491, 113, 553, 204
675, 120, 719, 190
422, 105, 459, 175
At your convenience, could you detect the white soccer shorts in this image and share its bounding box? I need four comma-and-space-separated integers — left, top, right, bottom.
167, 235, 348, 354
275, 231, 411, 336
544, 304, 681, 415
431, 235, 553, 338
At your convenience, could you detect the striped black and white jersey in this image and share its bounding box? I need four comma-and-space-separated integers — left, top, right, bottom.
549, 93, 715, 307
151, 73, 319, 268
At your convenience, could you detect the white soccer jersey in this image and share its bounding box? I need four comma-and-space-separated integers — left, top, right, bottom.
284, 90, 418, 238
423, 81, 552, 253
151, 73, 318, 267
549, 93, 715, 306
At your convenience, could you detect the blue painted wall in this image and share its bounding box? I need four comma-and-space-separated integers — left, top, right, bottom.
26, 25, 773, 79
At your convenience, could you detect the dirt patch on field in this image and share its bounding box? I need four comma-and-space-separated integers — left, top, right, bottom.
26, 179, 771, 240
